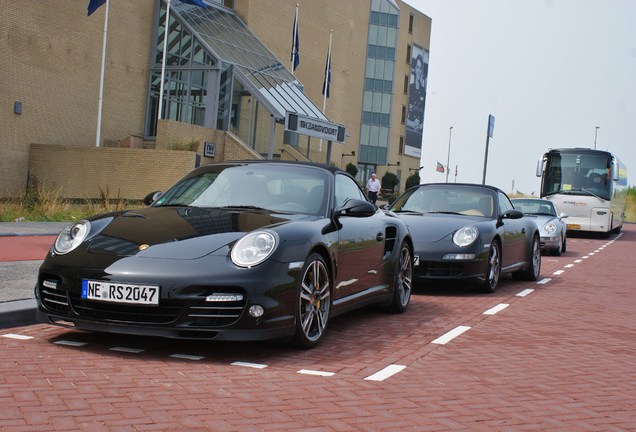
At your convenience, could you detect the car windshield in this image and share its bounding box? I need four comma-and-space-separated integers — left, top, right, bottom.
390, 185, 495, 218
153, 164, 329, 216
512, 199, 556, 216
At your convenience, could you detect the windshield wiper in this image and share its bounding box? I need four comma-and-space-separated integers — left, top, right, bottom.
428, 211, 463, 215
220, 205, 270, 211
581, 188, 606, 203
393, 209, 423, 214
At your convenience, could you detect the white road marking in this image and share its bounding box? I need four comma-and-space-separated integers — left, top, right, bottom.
553, 270, 565, 275
516, 288, 535, 297
564, 264, 575, 268
231, 361, 268, 369
54, 340, 87, 347
1, 333, 33, 340
574, 259, 582, 263
483, 303, 509, 315
297, 369, 335, 377
364, 364, 406, 381
582, 255, 590, 259
169, 354, 205, 361
110, 346, 144, 354
431, 325, 471, 345
537, 278, 551, 284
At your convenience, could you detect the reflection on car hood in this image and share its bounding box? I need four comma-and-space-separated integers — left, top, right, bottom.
396, 213, 483, 242
86, 206, 307, 259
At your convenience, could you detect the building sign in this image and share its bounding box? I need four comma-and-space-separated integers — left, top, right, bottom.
405, 44, 429, 158
204, 142, 216, 158
285, 112, 346, 143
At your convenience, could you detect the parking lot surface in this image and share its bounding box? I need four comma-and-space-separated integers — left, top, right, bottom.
1, 224, 635, 431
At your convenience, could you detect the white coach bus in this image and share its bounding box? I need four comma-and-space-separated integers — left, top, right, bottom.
536, 147, 628, 237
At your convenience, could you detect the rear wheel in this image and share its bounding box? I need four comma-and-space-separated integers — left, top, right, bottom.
477, 241, 501, 293
562, 235, 567, 253
292, 253, 331, 349
388, 242, 413, 313
515, 234, 541, 281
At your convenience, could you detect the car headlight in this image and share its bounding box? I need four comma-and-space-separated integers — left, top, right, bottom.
231, 231, 277, 268
54, 220, 91, 254
452, 226, 478, 247
543, 222, 557, 234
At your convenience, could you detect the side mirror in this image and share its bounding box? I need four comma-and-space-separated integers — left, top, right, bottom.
502, 209, 524, 219
559, 213, 569, 219
336, 198, 377, 218
143, 191, 162, 206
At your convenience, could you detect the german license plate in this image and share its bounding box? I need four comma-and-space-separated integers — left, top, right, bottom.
81, 280, 159, 305
566, 224, 581, 229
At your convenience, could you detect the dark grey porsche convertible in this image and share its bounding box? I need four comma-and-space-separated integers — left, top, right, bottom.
387, 183, 541, 293
36, 161, 413, 348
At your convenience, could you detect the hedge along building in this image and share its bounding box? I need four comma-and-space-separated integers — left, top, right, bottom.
0, 0, 431, 200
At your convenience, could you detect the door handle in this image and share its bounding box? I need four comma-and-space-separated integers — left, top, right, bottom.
376, 232, 384, 241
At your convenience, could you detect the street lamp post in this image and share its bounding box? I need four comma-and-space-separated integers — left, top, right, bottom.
594, 126, 600, 149
445, 126, 453, 183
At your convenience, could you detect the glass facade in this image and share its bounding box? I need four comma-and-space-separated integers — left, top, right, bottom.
358, 0, 399, 170
146, 2, 217, 137
146, 0, 331, 159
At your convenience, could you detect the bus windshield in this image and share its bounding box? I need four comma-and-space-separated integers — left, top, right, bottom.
541, 152, 612, 201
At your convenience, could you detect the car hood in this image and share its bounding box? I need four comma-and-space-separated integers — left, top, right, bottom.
523, 214, 554, 228
395, 212, 484, 242
85, 206, 308, 259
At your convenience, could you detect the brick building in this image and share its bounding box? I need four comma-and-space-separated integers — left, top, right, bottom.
0, 0, 431, 199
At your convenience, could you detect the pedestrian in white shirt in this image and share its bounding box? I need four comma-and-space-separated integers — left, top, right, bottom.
366, 173, 381, 204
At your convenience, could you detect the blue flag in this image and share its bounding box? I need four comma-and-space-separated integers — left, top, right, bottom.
87, 0, 106, 16
181, 0, 207, 7
290, 7, 300, 71
322, 46, 331, 98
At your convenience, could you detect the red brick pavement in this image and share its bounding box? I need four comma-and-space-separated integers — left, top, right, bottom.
0, 236, 55, 261
1, 227, 635, 431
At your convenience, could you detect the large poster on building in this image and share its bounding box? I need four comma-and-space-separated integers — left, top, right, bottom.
405, 45, 429, 158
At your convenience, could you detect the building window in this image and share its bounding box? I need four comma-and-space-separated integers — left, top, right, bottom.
359, 0, 399, 165
403, 75, 409, 94
399, 136, 404, 154
406, 44, 411, 64
409, 14, 414, 33
401, 105, 406, 124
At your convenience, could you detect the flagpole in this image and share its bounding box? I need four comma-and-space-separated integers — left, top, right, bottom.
319, 29, 332, 152
291, 4, 299, 76
158, 0, 172, 127
95, 0, 110, 147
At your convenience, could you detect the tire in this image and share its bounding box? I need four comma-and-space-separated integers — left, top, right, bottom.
553, 235, 563, 256
292, 253, 331, 349
388, 242, 413, 313
477, 240, 501, 293
562, 235, 567, 253
515, 234, 541, 281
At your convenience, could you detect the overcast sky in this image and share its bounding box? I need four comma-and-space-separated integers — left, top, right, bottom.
404, 0, 636, 194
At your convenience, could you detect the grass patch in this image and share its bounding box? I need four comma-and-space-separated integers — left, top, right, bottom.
0, 185, 139, 222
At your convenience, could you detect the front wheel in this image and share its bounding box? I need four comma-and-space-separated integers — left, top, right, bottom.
292, 253, 331, 349
477, 241, 501, 293
388, 242, 413, 313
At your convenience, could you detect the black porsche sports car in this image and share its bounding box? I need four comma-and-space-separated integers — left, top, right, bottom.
36, 161, 413, 348
387, 183, 541, 292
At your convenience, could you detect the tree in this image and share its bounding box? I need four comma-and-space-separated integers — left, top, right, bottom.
345, 162, 358, 178
405, 173, 420, 190
382, 172, 399, 193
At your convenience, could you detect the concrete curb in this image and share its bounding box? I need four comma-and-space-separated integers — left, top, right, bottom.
0, 299, 37, 329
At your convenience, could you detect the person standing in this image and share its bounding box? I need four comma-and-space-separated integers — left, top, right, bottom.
366, 173, 381, 204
